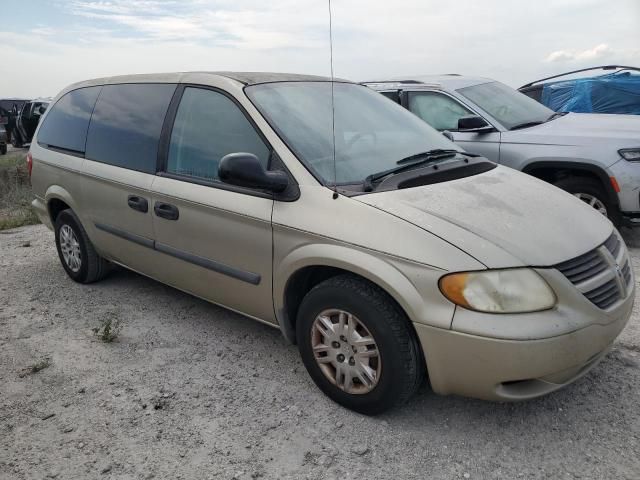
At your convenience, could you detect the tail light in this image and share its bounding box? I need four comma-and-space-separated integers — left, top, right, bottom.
26, 152, 33, 177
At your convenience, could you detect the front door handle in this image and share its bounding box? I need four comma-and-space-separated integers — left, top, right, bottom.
154, 202, 179, 221
127, 195, 148, 213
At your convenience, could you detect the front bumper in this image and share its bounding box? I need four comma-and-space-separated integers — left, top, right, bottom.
414, 294, 633, 401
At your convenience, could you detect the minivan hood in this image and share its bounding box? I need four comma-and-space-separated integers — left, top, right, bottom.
505, 112, 640, 147
356, 165, 612, 268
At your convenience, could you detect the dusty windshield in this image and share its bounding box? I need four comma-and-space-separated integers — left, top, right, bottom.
457, 81, 554, 130
246, 82, 458, 185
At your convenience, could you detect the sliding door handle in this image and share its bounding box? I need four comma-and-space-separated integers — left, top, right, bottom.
154, 202, 179, 221
127, 195, 148, 213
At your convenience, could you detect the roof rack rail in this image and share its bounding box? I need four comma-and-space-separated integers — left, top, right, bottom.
520, 65, 640, 88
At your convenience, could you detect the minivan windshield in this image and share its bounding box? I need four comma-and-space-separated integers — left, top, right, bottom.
457, 81, 554, 130
246, 82, 459, 185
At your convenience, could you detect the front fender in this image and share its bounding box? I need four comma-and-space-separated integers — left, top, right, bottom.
274, 242, 455, 342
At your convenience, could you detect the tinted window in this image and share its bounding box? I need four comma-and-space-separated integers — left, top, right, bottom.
457, 81, 552, 130
408, 92, 473, 131
380, 91, 400, 103
86, 83, 176, 173
37, 87, 100, 152
167, 87, 269, 181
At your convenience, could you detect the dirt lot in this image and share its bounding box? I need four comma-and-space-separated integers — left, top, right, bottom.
1, 225, 639, 480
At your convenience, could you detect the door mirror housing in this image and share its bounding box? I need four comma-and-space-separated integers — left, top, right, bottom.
458, 115, 493, 132
219, 153, 289, 193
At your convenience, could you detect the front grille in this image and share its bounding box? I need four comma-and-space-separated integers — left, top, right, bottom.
555, 231, 633, 310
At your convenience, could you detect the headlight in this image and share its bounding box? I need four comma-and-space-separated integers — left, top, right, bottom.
619, 148, 640, 161
439, 268, 556, 313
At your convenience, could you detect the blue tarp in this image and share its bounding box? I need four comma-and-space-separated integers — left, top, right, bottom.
541, 71, 640, 115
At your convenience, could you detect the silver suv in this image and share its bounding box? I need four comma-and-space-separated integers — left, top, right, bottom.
29, 72, 633, 414
364, 76, 640, 226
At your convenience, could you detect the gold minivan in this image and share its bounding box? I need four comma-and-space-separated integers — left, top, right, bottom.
29, 72, 633, 414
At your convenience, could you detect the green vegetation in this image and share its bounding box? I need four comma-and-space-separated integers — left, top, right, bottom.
19, 357, 52, 377
92, 314, 123, 343
0, 151, 40, 230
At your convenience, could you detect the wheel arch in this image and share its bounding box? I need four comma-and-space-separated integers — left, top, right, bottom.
45, 185, 78, 224
274, 244, 427, 345
522, 160, 619, 209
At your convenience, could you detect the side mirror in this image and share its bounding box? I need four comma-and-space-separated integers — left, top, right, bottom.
38, 105, 47, 115
219, 153, 289, 193
458, 115, 493, 132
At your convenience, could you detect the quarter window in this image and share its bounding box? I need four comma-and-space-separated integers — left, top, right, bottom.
37, 87, 101, 153
167, 87, 270, 181
85, 83, 176, 173
408, 92, 473, 131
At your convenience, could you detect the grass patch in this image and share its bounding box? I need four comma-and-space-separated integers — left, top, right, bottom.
0, 150, 40, 231
93, 314, 123, 343
18, 358, 52, 377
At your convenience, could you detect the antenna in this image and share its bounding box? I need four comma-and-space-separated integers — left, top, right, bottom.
328, 0, 338, 199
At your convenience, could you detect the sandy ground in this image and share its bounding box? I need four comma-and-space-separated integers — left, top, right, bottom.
1, 224, 639, 480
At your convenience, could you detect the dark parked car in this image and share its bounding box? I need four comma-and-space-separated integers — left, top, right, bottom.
519, 65, 640, 115
0, 98, 28, 151
0, 126, 7, 155
12, 98, 51, 147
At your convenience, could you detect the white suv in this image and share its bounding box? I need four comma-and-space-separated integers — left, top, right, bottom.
364, 76, 640, 227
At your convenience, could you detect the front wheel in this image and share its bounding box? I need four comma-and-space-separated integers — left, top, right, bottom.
554, 176, 620, 225
296, 275, 424, 415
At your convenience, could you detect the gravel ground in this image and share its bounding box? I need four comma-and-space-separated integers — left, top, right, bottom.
1, 224, 639, 480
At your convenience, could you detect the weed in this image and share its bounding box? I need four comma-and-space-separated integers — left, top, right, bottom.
0, 151, 39, 230
92, 315, 123, 343
19, 358, 51, 377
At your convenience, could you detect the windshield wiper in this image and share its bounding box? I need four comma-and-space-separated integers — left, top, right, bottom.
363, 149, 467, 192
509, 121, 545, 130
547, 111, 567, 121
510, 112, 567, 131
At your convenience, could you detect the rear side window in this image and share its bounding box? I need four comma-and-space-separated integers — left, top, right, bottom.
86, 84, 176, 173
37, 87, 101, 153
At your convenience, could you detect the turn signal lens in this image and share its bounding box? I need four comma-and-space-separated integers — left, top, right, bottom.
439, 269, 556, 313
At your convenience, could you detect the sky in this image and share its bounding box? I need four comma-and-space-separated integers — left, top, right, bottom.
1, 0, 639, 97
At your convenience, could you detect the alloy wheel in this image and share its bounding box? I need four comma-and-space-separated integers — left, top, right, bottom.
59, 224, 82, 272
573, 193, 608, 217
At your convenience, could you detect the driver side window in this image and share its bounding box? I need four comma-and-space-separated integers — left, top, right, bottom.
167, 87, 270, 181
408, 92, 473, 131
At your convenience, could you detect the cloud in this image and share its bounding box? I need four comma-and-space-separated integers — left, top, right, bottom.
546, 43, 613, 62
2, 0, 639, 96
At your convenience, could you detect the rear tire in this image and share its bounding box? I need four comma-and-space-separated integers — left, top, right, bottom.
553, 176, 620, 225
11, 132, 22, 149
54, 209, 109, 283
0, 144, 6, 155
296, 274, 424, 415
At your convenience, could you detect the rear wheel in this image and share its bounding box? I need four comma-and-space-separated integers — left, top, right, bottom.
296, 274, 424, 415
0, 144, 6, 155
11, 131, 22, 148
554, 176, 619, 224
54, 209, 109, 283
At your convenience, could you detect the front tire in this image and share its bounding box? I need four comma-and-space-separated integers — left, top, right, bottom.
54, 209, 109, 283
296, 274, 424, 415
554, 176, 619, 225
